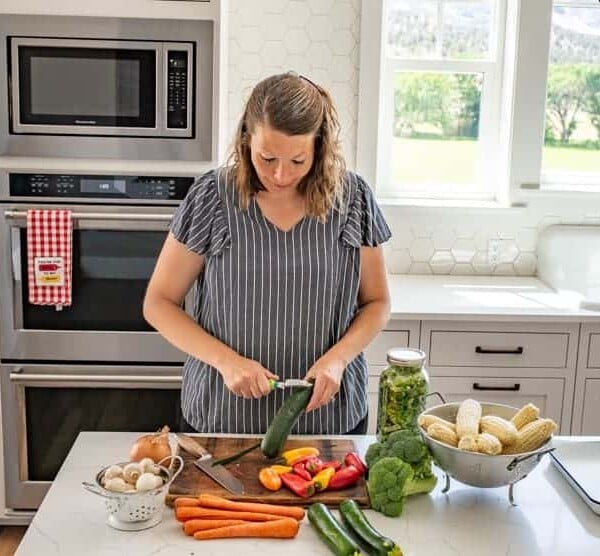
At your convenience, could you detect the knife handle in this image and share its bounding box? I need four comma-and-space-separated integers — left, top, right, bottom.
176, 433, 210, 458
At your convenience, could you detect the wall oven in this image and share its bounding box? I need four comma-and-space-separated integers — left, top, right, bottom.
0, 170, 196, 511
0, 14, 215, 161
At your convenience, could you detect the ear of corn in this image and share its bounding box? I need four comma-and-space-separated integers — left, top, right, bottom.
475, 433, 503, 455
418, 414, 457, 432
457, 434, 479, 452
427, 422, 459, 447
510, 403, 540, 430
480, 415, 518, 446
502, 418, 557, 455
456, 399, 481, 439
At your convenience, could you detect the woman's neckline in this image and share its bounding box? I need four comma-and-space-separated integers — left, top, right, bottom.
252, 196, 308, 234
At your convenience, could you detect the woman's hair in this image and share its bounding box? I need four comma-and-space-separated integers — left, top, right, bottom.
227, 72, 346, 220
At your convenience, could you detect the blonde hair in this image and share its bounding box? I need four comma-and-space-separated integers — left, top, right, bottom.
227, 73, 346, 220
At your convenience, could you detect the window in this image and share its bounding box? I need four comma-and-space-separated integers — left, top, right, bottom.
542, 1, 600, 187
357, 0, 600, 203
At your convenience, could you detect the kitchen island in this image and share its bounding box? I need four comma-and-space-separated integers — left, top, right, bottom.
15, 432, 600, 555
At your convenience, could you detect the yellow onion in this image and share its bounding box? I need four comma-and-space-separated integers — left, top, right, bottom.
129, 426, 171, 463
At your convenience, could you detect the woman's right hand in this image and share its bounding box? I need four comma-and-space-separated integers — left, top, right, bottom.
218, 355, 278, 399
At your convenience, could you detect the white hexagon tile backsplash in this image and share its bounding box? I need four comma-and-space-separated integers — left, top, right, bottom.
227, 1, 598, 277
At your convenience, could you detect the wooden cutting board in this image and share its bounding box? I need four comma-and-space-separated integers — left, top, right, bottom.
166, 436, 369, 507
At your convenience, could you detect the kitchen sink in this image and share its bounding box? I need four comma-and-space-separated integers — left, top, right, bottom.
537, 224, 600, 310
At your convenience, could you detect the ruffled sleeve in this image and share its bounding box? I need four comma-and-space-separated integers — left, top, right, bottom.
170, 170, 230, 257
340, 172, 392, 248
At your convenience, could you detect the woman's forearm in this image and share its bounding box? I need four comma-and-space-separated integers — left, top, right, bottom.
325, 299, 391, 367
143, 295, 238, 370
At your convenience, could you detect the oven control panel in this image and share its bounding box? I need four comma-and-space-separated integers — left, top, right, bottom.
9, 174, 195, 201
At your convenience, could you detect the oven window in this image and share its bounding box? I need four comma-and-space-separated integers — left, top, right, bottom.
20, 230, 165, 331
17, 46, 156, 128
25, 386, 182, 482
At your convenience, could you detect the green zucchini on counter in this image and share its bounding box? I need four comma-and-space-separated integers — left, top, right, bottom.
307, 503, 361, 556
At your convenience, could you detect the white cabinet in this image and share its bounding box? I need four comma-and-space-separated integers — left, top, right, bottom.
421, 321, 579, 434
572, 325, 600, 434
364, 320, 420, 434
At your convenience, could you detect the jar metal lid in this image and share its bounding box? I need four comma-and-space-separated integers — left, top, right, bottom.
386, 348, 426, 367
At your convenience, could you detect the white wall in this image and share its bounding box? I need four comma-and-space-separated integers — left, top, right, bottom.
227, 0, 600, 277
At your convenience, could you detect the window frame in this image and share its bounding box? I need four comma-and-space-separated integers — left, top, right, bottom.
357, 0, 600, 204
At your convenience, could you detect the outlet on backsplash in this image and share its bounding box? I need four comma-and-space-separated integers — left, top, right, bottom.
487, 238, 517, 266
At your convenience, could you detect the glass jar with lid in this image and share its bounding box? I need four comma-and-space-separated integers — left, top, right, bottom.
376, 347, 429, 440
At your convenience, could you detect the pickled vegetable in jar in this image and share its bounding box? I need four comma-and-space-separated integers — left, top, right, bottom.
376, 348, 429, 440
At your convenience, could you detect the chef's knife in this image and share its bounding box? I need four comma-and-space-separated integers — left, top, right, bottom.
176, 434, 245, 495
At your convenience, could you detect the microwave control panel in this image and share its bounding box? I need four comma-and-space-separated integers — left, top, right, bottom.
167, 51, 189, 130
9, 174, 195, 201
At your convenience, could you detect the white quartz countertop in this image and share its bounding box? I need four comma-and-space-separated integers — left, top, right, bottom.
15, 432, 600, 556
388, 274, 600, 322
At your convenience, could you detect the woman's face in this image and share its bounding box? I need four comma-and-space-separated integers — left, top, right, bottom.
250, 123, 315, 195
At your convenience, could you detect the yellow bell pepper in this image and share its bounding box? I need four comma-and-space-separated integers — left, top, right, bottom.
280, 447, 320, 465
312, 467, 335, 491
269, 465, 293, 475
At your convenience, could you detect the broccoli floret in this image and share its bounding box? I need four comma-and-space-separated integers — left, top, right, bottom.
367, 457, 413, 517
366, 429, 437, 498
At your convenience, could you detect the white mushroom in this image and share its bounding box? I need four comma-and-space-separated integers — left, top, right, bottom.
102, 464, 124, 484
135, 472, 163, 492
122, 462, 143, 485
103, 477, 129, 492
139, 457, 161, 475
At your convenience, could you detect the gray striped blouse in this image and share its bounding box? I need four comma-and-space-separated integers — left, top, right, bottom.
170, 167, 391, 434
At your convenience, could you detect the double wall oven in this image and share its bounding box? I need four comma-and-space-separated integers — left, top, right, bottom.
0, 170, 196, 510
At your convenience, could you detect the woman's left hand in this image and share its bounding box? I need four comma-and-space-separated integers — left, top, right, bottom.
304, 355, 346, 412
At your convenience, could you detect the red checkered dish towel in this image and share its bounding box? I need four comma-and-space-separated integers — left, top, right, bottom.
27, 209, 73, 310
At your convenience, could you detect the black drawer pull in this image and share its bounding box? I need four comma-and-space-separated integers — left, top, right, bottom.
473, 382, 521, 392
475, 346, 524, 355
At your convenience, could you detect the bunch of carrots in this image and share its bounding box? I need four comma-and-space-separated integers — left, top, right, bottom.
174, 493, 303, 540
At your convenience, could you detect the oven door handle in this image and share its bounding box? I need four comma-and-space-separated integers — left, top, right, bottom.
9, 373, 182, 385
4, 210, 172, 222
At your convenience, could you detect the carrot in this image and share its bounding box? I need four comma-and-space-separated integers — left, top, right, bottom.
174, 497, 200, 508
193, 517, 299, 540
175, 506, 282, 523
183, 519, 246, 535
196, 493, 305, 521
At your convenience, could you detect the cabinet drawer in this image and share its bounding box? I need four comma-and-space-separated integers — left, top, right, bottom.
428, 376, 565, 433
364, 330, 410, 367
587, 334, 600, 369
581, 379, 600, 435
428, 331, 569, 368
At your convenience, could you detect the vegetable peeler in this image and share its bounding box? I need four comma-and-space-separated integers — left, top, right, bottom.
269, 378, 313, 390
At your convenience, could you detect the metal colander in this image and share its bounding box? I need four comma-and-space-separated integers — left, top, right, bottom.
82, 455, 183, 531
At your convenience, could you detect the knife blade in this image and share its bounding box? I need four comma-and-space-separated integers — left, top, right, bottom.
176, 433, 245, 495
269, 378, 313, 390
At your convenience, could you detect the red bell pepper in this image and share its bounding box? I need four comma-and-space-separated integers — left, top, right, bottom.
304, 456, 324, 476
344, 452, 367, 475
328, 464, 362, 490
321, 460, 342, 471
292, 462, 312, 481
280, 472, 315, 498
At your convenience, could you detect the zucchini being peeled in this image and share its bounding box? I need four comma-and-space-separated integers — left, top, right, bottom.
308, 503, 361, 556
339, 499, 403, 556
260, 385, 312, 458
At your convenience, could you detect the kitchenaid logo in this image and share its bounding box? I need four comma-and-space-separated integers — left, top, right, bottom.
75, 120, 97, 125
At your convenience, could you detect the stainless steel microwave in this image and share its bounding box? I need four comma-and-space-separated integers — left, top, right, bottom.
10, 37, 194, 138
0, 15, 216, 161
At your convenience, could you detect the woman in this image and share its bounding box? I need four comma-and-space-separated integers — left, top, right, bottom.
143, 72, 391, 435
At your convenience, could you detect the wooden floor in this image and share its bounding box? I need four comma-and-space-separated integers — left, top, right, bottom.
0, 527, 27, 556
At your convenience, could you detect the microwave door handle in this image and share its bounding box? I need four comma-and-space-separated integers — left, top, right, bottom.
9, 373, 182, 386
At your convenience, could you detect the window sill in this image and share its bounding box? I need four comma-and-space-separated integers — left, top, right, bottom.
377, 196, 524, 211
